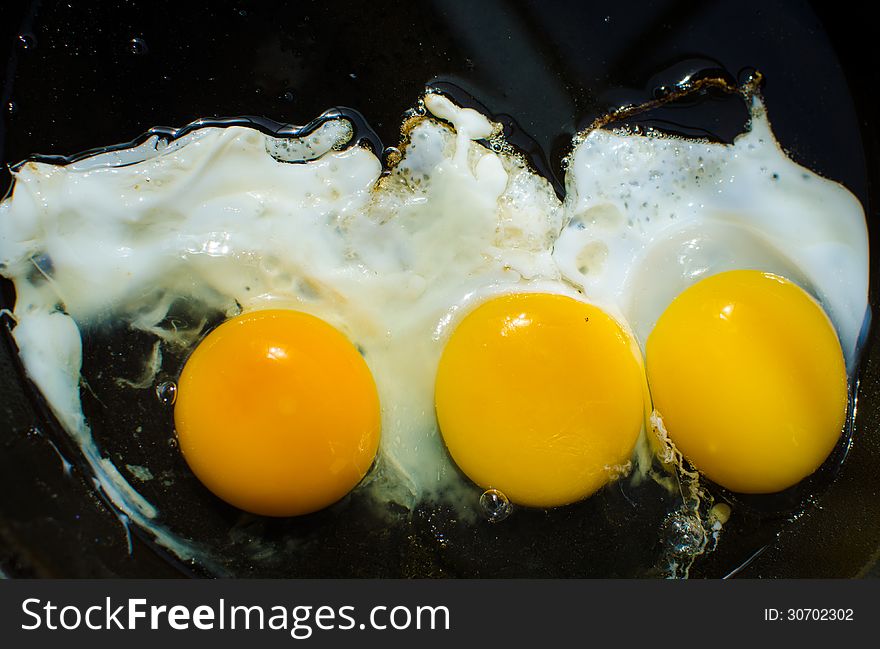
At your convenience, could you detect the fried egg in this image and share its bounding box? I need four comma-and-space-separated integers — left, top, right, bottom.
0, 85, 869, 571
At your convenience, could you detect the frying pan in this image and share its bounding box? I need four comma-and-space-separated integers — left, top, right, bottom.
0, 0, 878, 578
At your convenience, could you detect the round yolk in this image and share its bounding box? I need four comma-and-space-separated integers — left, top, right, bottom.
174, 309, 380, 517
434, 292, 645, 508
646, 270, 847, 494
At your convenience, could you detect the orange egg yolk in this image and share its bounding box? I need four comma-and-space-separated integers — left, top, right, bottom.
174, 309, 381, 517
646, 270, 848, 494
434, 292, 645, 508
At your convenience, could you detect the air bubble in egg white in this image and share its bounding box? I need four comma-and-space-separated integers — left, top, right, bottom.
156, 381, 177, 406
480, 489, 512, 523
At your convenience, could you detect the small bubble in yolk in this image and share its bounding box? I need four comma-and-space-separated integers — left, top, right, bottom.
646, 270, 848, 494
434, 292, 645, 508
173, 309, 381, 517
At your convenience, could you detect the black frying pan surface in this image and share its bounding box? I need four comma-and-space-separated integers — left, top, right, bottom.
0, 0, 878, 578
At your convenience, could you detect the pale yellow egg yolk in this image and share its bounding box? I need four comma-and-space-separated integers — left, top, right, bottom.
173, 309, 381, 517
646, 270, 847, 494
434, 293, 645, 508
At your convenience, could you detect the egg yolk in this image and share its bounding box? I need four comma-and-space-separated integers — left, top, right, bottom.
173, 309, 380, 517
434, 293, 645, 508
646, 270, 847, 494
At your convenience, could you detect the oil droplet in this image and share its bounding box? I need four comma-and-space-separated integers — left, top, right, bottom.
279, 90, 295, 103
18, 33, 36, 50
480, 489, 511, 523
129, 37, 148, 55
168, 436, 179, 449
156, 381, 177, 405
